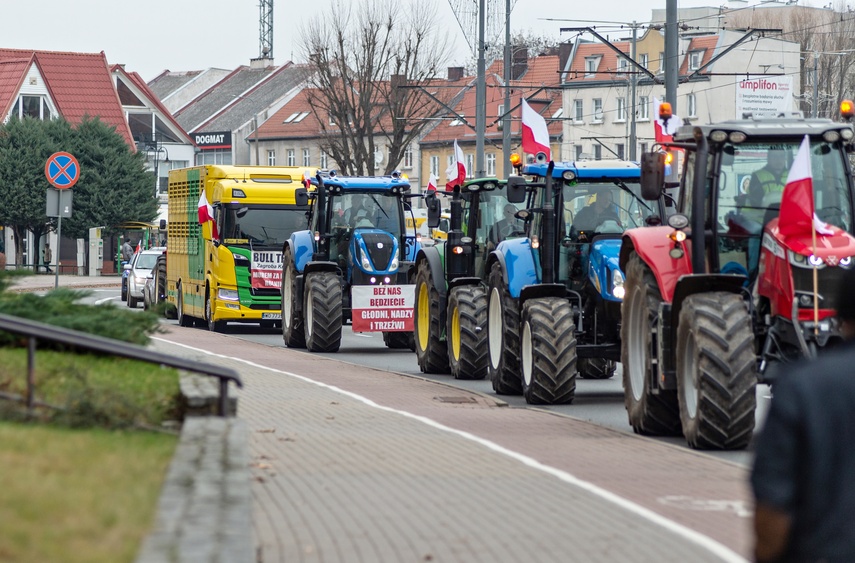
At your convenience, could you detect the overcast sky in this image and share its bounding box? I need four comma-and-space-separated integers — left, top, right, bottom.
2, 0, 820, 82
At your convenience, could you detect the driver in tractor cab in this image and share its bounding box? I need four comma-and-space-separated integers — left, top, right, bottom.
572, 190, 621, 240
748, 148, 788, 211
490, 203, 523, 244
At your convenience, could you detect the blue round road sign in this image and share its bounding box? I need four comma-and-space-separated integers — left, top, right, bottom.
45, 152, 80, 189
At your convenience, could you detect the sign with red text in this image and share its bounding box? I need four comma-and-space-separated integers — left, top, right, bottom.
735, 76, 793, 118
250, 250, 283, 289
351, 284, 415, 332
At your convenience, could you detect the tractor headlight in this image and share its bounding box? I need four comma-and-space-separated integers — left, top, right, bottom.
788, 250, 826, 269
218, 288, 239, 301
797, 293, 814, 308
612, 269, 626, 299
840, 256, 853, 268
360, 247, 374, 271
389, 254, 399, 271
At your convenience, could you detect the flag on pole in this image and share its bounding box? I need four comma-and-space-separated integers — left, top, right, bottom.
426, 173, 438, 192
135, 240, 141, 254
520, 98, 551, 161
445, 139, 466, 191
653, 96, 680, 144
198, 189, 219, 239
778, 135, 834, 239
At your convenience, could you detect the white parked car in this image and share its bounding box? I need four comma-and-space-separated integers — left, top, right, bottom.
125, 247, 166, 308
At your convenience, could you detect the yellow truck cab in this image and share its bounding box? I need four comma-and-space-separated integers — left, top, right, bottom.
167, 165, 310, 332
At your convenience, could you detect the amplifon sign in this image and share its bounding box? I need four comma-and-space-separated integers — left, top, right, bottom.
194, 131, 232, 149
736, 76, 794, 118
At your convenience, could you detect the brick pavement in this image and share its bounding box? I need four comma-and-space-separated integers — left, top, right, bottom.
155, 328, 752, 563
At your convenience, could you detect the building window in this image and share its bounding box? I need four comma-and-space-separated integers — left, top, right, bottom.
593, 144, 602, 159
585, 57, 599, 76
10, 95, 53, 120
687, 93, 697, 117
575, 145, 583, 160
497, 104, 504, 119
197, 149, 232, 166
303, 148, 311, 166
574, 99, 583, 122
466, 153, 474, 178
267, 150, 276, 166
430, 155, 439, 176
638, 96, 649, 120
640, 53, 649, 69
616, 98, 626, 121
486, 152, 496, 176
403, 146, 413, 169
689, 51, 702, 71
592, 98, 603, 122
658, 52, 665, 74
640, 142, 648, 155
287, 149, 295, 166
320, 151, 328, 169
616, 144, 625, 160
617, 57, 628, 74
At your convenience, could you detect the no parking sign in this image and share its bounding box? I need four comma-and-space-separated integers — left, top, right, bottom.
45, 152, 80, 189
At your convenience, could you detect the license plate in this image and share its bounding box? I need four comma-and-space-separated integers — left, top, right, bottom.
261, 313, 281, 320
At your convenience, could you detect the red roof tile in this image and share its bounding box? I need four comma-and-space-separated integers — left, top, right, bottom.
565, 41, 631, 82
0, 49, 133, 145
0, 57, 30, 118
679, 35, 719, 75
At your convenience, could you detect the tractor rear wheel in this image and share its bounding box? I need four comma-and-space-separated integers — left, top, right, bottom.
383, 331, 415, 351
520, 297, 577, 404
578, 358, 616, 379
621, 253, 681, 435
447, 285, 488, 380
414, 260, 448, 373
282, 248, 306, 348
487, 262, 523, 395
303, 271, 342, 352
676, 292, 757, 450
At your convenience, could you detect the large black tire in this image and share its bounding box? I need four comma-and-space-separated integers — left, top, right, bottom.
621, 253, 681, 435
383, 331, 415, 351
176, 284, 194, 328
206, 291, 227, 333
578, 358, 616, 379
281, 248, 306, 348
303, 271, 342, 352
676, 293, 757, 450
414, 259, 448, 373
447, 285, 488, 380
520, 298, 577, 404
487, 262, 522, 394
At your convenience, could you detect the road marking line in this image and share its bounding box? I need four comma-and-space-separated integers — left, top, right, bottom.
154, 337, 747, 563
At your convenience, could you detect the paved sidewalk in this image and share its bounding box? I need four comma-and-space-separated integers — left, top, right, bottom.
156, 328, 753, 563
5, 272, 121, 293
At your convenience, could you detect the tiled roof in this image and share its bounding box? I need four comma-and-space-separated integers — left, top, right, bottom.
147, 69, 204, 101
565, 41, 631, 82
679, 35, 719, 75
487, 55, 561, 85
0, 58, 30, 117
173, 65, 282, 132
0, 49, 133, 145
197, 64, 310, 132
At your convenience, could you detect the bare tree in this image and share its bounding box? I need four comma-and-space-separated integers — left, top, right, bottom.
299, 0, 454, 175
726, 3, 855, 119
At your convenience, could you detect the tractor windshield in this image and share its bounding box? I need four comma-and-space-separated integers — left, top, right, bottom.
329, 192, 403, 237
563, 181, 654, 239
220, 204, 308, 247
716, 139, 853, 277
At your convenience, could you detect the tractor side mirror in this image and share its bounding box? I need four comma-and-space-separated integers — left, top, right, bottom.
426, 192, 441, 228
507, 175, 527, 203
640, 152, 665, 201
159, 219, 167, 230
295, 187, 310, 207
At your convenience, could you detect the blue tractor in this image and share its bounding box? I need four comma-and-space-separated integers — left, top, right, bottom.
281, 171, 420, 352
486, 159, 661, 404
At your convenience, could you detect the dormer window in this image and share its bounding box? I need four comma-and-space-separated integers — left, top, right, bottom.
617, 58, 628, 74
10, 95, 54, 120
689, 51, 703, 71
585, 57, 600, 77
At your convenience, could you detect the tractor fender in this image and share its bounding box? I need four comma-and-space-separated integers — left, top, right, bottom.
620, 227, 693, 303
448, 277, 482, 291
288, 230, 317, 273
589, 238, 623, 303
519, 283, 566, 306
304, 261, 340, 275
415, 246, 448, 300
486, 238, 538, 299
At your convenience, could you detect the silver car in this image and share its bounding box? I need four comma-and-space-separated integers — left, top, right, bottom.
125, 247, 165, 308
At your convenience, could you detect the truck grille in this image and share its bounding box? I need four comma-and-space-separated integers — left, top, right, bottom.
791, 265, 847, 310
360, 233, 395, 270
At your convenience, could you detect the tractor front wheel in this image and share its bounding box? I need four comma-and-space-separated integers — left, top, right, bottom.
447, 285, 488, 380
304, 271, 343, 352
520, 298, 577, 405
487, 262, 522, 394
414, 260, 448, 373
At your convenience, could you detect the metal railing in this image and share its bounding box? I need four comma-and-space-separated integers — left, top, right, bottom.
0, 313, 242, 416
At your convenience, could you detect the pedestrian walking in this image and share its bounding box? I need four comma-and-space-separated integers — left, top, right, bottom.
751, 267, 855, 562
43, 242, 53, 273
121, 237, 134, 265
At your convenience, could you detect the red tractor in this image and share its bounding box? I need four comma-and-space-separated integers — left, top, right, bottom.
620, 102, 855, 450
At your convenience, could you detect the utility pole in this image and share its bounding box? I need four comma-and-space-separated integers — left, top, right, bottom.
476, 0, 487, 177
255, 113, 260, 165
629, 22, 638, 161
812, 51, 819, 118
665, 0, 678, 114
502, 0, 511, 178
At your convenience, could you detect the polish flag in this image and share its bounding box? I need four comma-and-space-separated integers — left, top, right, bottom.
520, 98, 551, 161
426, 173, 438, 192
445, 139, 466, 191
198, 189, 219, 239
135, 240, 141, 254
778, 135, 834, 239
653, 96, 680, 144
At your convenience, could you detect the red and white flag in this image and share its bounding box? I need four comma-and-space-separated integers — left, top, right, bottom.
520, 98, 551, 161
426, 173, 438, 192
198, 189, 219, 239
135, 240, 141, 254
653, 96, 680, 144
778, 135, 834, 239
445, 139, 466, 191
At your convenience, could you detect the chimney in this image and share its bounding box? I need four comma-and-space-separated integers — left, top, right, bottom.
558, 42, 572, 75
447, 66, 464, 81
512, 47, 528, 80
